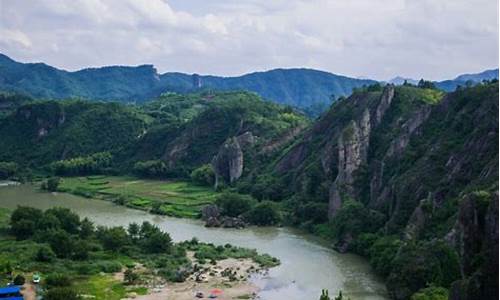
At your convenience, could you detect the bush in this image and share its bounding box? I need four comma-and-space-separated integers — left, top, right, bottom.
216, 192, 256, 217
133, 160, 168, 178
45, 274, 72, 289
51, 152, 112, 176
35, 245, 56, 262
44, 287, 80, 300
190, 164, 215, 186
411, 286, 448, 300
246, 201, 281, 225
41, 177, 61, 192
0, 162, 18, 179
13, 274, 25, 285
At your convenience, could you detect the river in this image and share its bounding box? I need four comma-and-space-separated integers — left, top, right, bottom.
0, 184, 388, 300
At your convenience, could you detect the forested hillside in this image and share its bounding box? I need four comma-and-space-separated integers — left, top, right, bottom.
0, 80, 497, 300
0, 53, 374, 111
235, 81, 498, 299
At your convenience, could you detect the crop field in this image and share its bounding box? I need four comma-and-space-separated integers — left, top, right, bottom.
58, 176, 219, 218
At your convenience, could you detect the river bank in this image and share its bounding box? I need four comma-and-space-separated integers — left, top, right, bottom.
0, 184, 389, 300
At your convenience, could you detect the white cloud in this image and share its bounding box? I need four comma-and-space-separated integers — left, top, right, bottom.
0, 0, 497, 80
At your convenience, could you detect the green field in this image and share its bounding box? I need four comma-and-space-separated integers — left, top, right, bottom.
58, 176, 219, 218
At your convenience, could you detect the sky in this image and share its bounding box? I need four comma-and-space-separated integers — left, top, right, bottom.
0, 0, 498, 81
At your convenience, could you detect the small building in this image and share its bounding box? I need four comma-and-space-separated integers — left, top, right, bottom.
0, 286, 23, 300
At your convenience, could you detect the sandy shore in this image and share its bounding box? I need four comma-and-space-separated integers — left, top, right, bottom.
120, 252, 265, 300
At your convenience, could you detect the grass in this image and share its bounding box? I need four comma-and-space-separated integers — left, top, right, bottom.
76, 275, 127, 300
58, 176, 219, 218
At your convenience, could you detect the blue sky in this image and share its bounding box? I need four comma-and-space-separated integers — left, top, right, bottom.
0, 0, 497, 80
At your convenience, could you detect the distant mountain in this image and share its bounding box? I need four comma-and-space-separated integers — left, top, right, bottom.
387, 76, 419, 85
454, 68, 499, 82
388, 69, 499, 91
0, 53, 375, 110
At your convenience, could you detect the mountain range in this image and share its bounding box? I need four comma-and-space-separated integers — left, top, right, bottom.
0, 53, 497, 113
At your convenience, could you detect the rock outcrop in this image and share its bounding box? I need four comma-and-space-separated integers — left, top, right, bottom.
448, 192, 499, 300
212, 132, 255, 188
328, 86, 392, 219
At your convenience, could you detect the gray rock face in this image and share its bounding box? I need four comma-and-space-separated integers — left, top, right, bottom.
201, 204, 221, 221
375, 84, 395, 125
212, 132, 255, 188
448, 192, 499, 300
328, 109, 371, 219
212, 137, 243, 188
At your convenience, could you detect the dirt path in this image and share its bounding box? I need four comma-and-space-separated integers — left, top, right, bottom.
21, 283, 36, 300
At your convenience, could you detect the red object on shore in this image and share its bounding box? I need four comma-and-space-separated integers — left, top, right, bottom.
210, 288, 223, 295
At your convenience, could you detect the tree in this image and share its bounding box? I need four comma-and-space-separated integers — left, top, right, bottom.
35, 245, 56, 262
97, 226, 129, 251
13, 274, 25, 285
127, 223, 140, 240
142, 231, 172, 254
0, 162, 18, 179
417, 79, 436, 89
320, 289, 331, 300
45, 274, 72, 289
45, 207, 81, 234
190, 164, 215, 186
246, 201, 281, 225
42, 177, 61, 192
79, 218, 94, 239
10, 206, 43, 239
48, 230, 75, 258
72, 240, 90, 260
124, 268, 139, 285
215, 192, 255, 217
133, 160, 168, 178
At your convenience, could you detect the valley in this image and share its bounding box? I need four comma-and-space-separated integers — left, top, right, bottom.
0, 77, 497, 300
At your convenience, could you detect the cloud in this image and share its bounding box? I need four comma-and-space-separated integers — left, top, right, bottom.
0, 0, 497, 80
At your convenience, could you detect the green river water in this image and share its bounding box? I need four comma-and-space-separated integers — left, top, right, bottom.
0, 184, 388, 300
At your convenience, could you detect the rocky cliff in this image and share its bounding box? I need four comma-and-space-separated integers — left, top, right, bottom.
261, 82, 498, 299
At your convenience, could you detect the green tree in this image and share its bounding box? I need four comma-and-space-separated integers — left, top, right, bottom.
124, 268, 139, 285
45, 207, 81, 234
79, 218, 94, 239
411, 286, 448, 300
35, 245, 56, 262
13, 274, 25, 285
97, 226, 129, 251
215, 192, 255, 217
48, 230, 75, 258
42, 177, 61, 192
320, 289, 331, 300
190, 164, 215, 186
10, 206, 43, 239
246, 201, 281, 225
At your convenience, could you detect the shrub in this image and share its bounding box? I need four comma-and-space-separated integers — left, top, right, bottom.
216, 192, 256, 217
35, 245, 56, 262
190, 164, 215, 186
44, 287, 80, 300
0, 162, 18, 179
13, 274, 25, 285
41, 177, 61, 192
45, 274, 72, 289
246, 201, 281, 225
411, 286, 448, 300
133, 160, 168, 178
51, 152, 112, 176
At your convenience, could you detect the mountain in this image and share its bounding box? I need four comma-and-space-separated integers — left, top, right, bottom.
0, 77, 497, 299
388, 76, 419, 85
0, 53, 375, 110
454, 68, 499, 82
237, 82, 498, 299
388, 69, 499, 91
